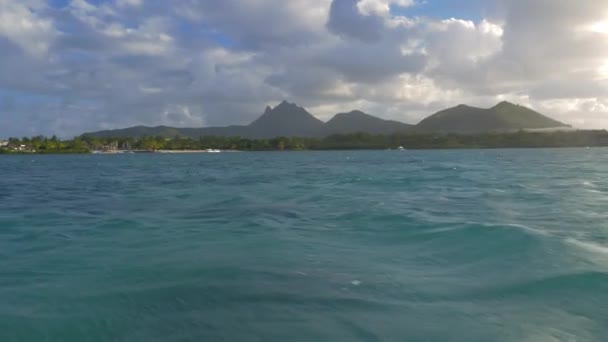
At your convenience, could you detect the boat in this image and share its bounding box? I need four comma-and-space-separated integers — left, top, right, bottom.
397, 146, 405, 151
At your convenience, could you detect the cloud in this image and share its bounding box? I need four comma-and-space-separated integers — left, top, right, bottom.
116, 0, 143, 8
171, 0, 331, 49
492, 0, 608, 83
1, 0, 608, 137
0, 0, 57, 57
327, 0, 386, 42
357, 0, 414, 16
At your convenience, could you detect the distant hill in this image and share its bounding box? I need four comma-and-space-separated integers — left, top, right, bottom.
416, 101, 569, 133
83, 125, 183, 138
325, 110, 413, 135
82, 100, 570, 139
80, 125, 248, 139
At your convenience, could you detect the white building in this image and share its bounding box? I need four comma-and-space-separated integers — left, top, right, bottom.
0, 141, 8, 147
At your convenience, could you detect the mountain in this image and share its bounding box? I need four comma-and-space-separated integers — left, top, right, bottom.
84, 101, 325, 139
416, 101, 569, 133
82, 101, 570, 139
247, 101, 325, 138
325, 110, 413, 135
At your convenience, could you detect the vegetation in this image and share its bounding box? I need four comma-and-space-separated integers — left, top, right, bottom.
314, 130, 608, 150
2, 130, 608, 154
0, 136, 90, 154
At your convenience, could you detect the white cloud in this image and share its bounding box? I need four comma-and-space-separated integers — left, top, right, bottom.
0, 0, 56, 57
119, 18, 175, 56
116, 0, 143, 8
534, 98, 608, 129
426, 18, 504, 64
357, 0, 414, 16
68, 0, 117, 31
161, 104, 206, 127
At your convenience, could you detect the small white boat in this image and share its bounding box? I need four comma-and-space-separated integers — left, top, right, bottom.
397, 146, 405, 151
205, 149, 221, 153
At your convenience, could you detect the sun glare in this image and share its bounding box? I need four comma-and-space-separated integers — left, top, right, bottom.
599, 61, 608, 78
590, 21, 608, 34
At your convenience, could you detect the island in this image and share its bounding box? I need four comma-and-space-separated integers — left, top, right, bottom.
2, 101, 607, 154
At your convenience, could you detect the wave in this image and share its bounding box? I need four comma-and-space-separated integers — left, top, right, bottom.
475, 222, 553, 237
476, 271, 608, 298
417, 222, 554, 240
459, 222, 608, 256
564, 238, 608, 255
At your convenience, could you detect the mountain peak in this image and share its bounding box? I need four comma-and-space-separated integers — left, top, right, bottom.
493, 100, 517, 109
260, 101, 309, 119
276, 100, 297, 109
332, 110, 367, 119
248, 101, 324, 138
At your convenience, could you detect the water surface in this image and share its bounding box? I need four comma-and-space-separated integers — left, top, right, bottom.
1, 149, 608, 341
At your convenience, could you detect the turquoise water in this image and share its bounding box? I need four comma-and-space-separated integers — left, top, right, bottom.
1, 149, 608, 341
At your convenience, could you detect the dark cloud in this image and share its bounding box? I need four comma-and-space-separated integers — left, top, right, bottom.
169, 0, 331, 50
317, 41, 427, 83
327, 0, 385, 42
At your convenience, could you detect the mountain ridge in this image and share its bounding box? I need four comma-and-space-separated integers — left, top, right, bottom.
416, 101, 569, 133
325, 110, 413, 135
82, 101, 570, 138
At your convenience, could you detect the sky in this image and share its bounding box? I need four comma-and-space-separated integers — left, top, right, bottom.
0, 0, 607, 137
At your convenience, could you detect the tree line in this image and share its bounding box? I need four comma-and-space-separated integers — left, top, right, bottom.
2, 130, 608, 154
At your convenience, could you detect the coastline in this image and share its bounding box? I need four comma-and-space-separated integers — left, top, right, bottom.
89, 149, 240, 154
155, 150, 241, 154
2, 146, 607, 155
3, 130, 608, 155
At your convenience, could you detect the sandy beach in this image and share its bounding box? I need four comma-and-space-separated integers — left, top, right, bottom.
155, 150, 241, 153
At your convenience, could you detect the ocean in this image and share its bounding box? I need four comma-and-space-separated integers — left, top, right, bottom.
1, 149, 607, 341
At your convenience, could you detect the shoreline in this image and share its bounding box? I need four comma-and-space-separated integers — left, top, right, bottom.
155, 150, 241, 154
2, 146, 607, 155
90, 149, 242, 154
